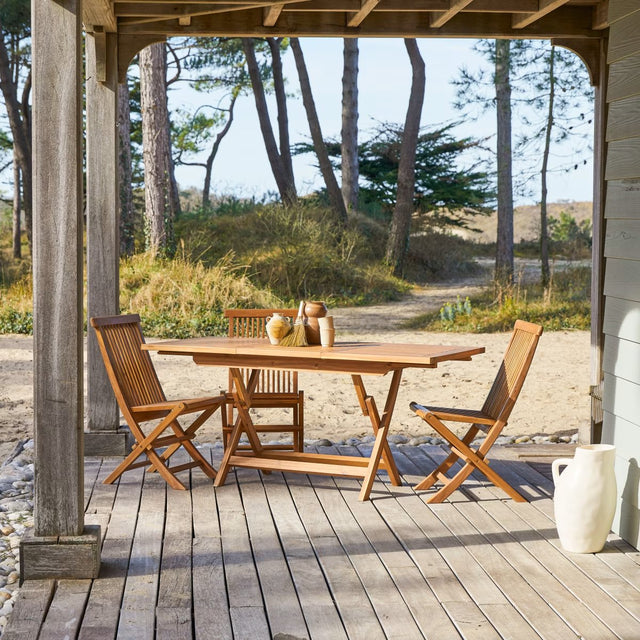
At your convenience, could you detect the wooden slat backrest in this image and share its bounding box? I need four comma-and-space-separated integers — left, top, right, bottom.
224, 308, 298, 393
481, 320, 543, 422
90, 314, 166, 410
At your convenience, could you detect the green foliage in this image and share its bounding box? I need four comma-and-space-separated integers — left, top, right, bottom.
549, 211, 592, 258
0, 308, 31, 334
440, 296, 472, 327
404, 266, 591, 332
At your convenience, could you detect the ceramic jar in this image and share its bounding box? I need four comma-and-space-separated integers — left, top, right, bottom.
552, 444, 617, 553
303, 301, 327, 345
265, 313, 291, 345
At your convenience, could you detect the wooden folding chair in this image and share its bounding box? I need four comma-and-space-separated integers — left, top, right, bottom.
224, 308, 304, 451
410, 319, 543, 502
90, 314, 225, 490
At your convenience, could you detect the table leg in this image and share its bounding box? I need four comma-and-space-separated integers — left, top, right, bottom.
353, 371, 403, 500
214, 368, 263, 487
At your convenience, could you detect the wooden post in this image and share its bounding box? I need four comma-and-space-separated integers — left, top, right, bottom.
85, 30, 130, 456
22, 0, 100, 580
588, 37, 608, 446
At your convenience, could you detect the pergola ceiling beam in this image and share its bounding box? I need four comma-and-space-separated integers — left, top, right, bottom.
116, 3, 269, 17
116, 5, 602, 38
512, 0, 571, 29
347, 0, 379, 27
592, 0, 609, 29
244, 0, 542, 12
84, 0, 117, 31
264, 3, 285, 26
430, 0, 475, 28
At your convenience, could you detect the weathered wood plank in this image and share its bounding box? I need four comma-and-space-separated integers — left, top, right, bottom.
216, 473, 270, 638
261, 471, 348, 640
116, 472, 166, 639
608, 9, 640, 63
38, 580, 92, 640
237, 468, 310, 639
605, 138, 640, 180
605, 218, 640, 259
606, 94, 640, 141
0, 580, 55, 640
603, 257, 640, 302
285, 472, 387, 640
608, 53, 640, 101
605, 179, 640, 217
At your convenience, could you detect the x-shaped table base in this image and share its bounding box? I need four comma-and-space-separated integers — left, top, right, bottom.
214, 367, 403, 501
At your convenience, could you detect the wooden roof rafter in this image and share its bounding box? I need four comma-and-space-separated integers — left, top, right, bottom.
512, 0, 572, 29
346, 0, 380, 28
429, 0, 475, 28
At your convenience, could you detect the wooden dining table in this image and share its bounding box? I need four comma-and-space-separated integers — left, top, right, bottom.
143, 337, 485, 500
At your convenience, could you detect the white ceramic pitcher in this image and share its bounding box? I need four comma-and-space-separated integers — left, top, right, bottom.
552, 444, 617, 553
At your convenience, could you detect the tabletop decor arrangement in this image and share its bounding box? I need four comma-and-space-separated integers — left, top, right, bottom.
278, 301, 309, 346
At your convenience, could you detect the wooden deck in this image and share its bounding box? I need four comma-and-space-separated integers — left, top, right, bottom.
4, 443, 640, 640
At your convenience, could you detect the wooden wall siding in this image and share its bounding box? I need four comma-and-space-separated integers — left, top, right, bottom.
603, 258, 640, 301
607, 52, 640, 101
603, 295, 640, 341
606, 95, 640, 140
608, 0, 640, 25
608, 9, 640, 62
602, 335, 640, 385
604, 219, 640, 259
605, 179, 640, 216
605, 139, 640, 179
602, 0, 640, 550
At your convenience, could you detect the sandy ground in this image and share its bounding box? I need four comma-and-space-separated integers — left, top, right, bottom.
0, 278, 591, 462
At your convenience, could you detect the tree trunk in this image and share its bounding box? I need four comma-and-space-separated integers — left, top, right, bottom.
12, 146, 20, 259
203, 94, 238, 210
540, 45, 556, 288
118, 79, 135, 256
0, 36, 32, 253
267, 38, 295, 187
341, 38, 359, 211
495, 39, 514, 285
140, 42, 174, 256
385, 39, 425, 277
242, 38, 297, 206
290, 38, 348, 226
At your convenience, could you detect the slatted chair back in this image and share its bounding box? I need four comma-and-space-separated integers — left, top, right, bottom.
224, 308, 304, 451
90, 313, 224, 490
480, 319, 543, 426
409, 319, 543, 502
91, 314, 166, 412
225, 308, 299, 394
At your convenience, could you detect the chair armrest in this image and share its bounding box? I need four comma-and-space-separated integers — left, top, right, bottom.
410, 402, 494, 425
131, 395, 225, 415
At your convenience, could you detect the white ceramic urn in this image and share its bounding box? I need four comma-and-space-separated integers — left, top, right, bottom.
552, 444, 617, 553
265, 313, 291, 345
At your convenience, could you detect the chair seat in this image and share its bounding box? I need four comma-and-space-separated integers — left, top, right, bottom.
409, 320, 543, 502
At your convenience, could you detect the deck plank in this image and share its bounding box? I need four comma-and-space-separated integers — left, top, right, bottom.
4, 444, 640, 640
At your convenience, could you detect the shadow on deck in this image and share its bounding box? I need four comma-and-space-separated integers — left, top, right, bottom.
3, 443, 640, 639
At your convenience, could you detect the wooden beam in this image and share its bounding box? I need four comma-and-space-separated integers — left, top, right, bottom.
512, 0, 571, 29
553, 38, 601, 85
117, 5, 602, 38
430, 0, 475, 28
86, 31, 125, 451
115, 2, 267, 16
92, 26, 107, 82
32, 0, 85, 537
592, 0, 609, 30
118, 33, 166, 81
178, 15, 192, 24
347, 0, 379, 27
84, 0, 117, 31
264, 3, 285, 26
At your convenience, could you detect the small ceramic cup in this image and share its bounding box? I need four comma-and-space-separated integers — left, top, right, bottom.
320, 328, 335, 347
318, 316, 334, 330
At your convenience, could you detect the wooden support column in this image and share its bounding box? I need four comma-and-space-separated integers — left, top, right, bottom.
22, 0, 100, 580
85, 30, 130, 456
588, 37, 608, 445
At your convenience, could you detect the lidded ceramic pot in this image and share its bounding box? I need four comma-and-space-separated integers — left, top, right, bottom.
303, 301, 327, 345
265, 313, 291, 345
552, 444, 617, 553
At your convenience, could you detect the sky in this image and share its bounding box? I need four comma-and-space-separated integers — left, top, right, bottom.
170, 37, 595, 206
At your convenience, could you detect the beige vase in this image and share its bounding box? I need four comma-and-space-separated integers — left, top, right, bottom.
552, 444, 617, 553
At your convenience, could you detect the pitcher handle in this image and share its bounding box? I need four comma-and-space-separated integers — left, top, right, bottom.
551, 458, 572, 485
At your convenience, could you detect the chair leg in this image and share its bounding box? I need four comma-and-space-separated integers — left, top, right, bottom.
423, 462, 476, 503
